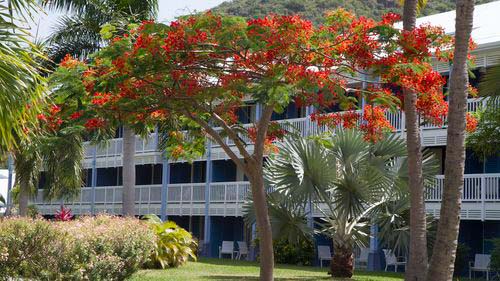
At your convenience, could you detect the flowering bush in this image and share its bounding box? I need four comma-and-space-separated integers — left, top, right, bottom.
0, 218, 77, 280
0, 215, 155, 280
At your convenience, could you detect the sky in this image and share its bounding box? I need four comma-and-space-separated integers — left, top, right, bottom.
28, 0, 229, 40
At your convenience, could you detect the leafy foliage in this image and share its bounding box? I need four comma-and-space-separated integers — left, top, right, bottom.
490, 239, 500, 272
0, 215, 155, 280
467, 101, 500, 157
253, 130, 439, 277
453, 243, 471, 276
46, 10, 470, 159
213, 0, 495, 26
0, 0, 45, 149
273, 237, 315, 266
42, 0, 159, 63
142, 214, 197, 269
54, 205, 73, 221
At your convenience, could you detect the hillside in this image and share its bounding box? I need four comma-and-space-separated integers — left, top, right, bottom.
213, 0, 495, 24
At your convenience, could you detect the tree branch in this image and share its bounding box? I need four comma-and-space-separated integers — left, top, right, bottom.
254, 104, 275, 160
183, 109, 250, 175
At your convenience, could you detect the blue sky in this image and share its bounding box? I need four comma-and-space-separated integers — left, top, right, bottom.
29, 0, 228, 40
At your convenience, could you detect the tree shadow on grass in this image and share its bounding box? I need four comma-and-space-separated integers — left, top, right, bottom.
198, 258, 325, 272
204, 276, 330, 280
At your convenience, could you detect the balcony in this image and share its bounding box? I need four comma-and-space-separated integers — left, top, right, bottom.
81, 98, 488, 165
34, 181, 250, 217
33, 174, 500, 220
426, 173, 500, 220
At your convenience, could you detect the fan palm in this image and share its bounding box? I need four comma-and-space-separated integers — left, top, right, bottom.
257, 130, 411, 278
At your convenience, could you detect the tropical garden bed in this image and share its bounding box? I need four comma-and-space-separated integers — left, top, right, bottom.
131, 258, 404, 281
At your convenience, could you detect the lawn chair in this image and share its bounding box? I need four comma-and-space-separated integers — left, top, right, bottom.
383, 249, 406, 272
355, 247, 370, 269
469, 254, 491, 280
236, 241, 249, 260
318, 245, 332, 268
219, 241, 235, 259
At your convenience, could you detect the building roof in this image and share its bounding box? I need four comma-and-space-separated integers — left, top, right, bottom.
415, 1, 500, 48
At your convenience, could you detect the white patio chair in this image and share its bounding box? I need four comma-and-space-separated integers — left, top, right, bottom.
355, 247, 370, 269
469, 254, 491, 280
236, 241, 249, 260
383, 249, 406, 272
318, 245, 332, 268
219, 241, 235, 259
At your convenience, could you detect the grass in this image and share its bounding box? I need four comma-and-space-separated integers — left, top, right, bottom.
130, 258, 404, 281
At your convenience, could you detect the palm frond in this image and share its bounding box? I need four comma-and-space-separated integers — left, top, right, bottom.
265, 136, 336, 203
243, 191, 312, 243
40, 126, 84, 201
479, 64, 500, 98
45, 14, 106, 61
0, 2, 46, 149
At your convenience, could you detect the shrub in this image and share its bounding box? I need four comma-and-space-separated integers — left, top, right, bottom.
142, 214, 197, 268
0, 215, 155, 281
489, 239, 500, 272
454, 243, 471, 276
64, 216, 156, 280
0, 218, 78, 280
273, 238, 314, 266
27, 204, 40, 218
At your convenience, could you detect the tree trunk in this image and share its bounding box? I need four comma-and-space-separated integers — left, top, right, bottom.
402, 1, 428, 280
249, 165, 274, 281
331, 243, 354, 278
426, 1, 474, 280
122, 125, 136, 216
18, 178, 29, 217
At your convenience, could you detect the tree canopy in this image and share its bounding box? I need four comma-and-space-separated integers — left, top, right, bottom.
44, 10, 477, 154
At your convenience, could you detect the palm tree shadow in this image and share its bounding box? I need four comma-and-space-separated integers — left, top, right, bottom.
205, 276, 331, 280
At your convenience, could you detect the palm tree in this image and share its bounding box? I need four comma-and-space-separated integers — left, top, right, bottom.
401, 0, 431, 279
258, 130, 413, 278
13, 137, 42, 216
14, 126, 84, 216
0, 0, 45, 150
43, 0, 159, 217
427, 1, 475, 279
42, 0, 158, 62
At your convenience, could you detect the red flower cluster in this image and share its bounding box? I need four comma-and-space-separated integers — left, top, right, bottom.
360, 105, 394, 142
91, 92, 113, 106
311, 111, 360, 129
84, 118, 105, 130
60, 54, 82, 69
466, 112, 478, 133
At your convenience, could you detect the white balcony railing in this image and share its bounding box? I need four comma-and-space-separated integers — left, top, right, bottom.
33, 175, 500, 219
82, 98, 488, 159
426, 173, 500, 202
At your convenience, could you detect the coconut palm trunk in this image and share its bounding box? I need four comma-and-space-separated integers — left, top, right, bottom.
426, 1, 475, 280
18, 178, 30, 217
402, 1, 429, 279
122, 125, 136, 216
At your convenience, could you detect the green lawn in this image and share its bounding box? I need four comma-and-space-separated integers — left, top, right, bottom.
130, 258, 404, 281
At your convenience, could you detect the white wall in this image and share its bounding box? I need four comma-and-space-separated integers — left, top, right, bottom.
0, 169, 15, 212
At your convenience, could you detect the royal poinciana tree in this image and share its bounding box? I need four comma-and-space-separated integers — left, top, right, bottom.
46, 10, 477, 279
